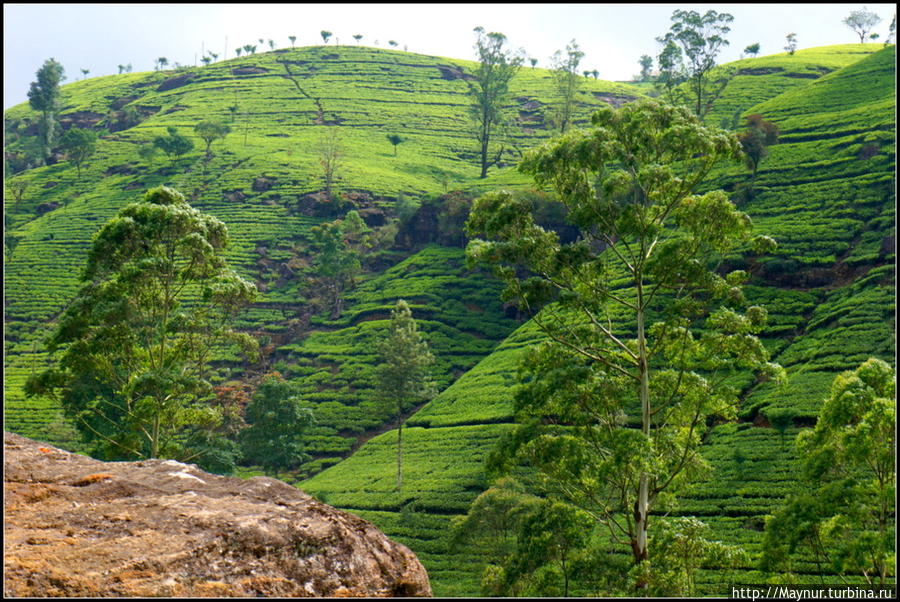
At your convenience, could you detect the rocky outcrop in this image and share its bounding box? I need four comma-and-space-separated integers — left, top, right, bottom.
3, 432, 431, 597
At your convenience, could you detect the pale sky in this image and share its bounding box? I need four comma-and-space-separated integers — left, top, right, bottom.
3, 3, 896, 109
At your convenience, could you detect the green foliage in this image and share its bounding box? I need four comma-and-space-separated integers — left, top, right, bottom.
468, 26, 523, 178
763, 359, 896, 585
467, 99, 783, 576
240, 374, 314, 476
657, 9, 734, 116
638, 54, 653, 81
386, 133, 405, 156
376, 300, 436, 489
193, 120, 231, 159
785, 33, 798, 55
27, 58, 66, 162
737, 113, 779, 178
308, 218, 361, 318
59, 127, 98, 178
843, 8, 882, 43
744, 43, 761, 58
549, 39, 585, 133
153, 126, 194, 158
24, 186, 258, 462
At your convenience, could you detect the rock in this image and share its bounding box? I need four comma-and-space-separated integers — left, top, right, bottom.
252, 176, 277, 192
3, 432, 432, 597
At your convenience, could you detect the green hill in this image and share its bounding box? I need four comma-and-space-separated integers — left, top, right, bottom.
4, 43, 895, 596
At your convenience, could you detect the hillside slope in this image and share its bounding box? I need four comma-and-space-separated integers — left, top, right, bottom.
4, 43, 894, 596
3, 45, 644, 447
300, 45, 895, 595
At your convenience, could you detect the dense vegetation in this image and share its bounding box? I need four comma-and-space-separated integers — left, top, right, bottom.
4, 35, 895, 597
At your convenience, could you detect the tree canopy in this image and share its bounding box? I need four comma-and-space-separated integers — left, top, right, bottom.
27, 58, 65, 163
376, 299, 436, 490
240, 374, 314, 476
467, 26, 523, 178
843, 7, 883, 43
763, 358, 895, 585
467, 100, 783, 586
25, 186, 258, 465
656, 9, 734, 116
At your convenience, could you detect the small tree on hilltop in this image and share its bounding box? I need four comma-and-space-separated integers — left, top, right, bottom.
353, 34, 362, 44
468, 26, 523, 178
639, 54, 653, 81
321, 30, 332, 44
843, 7, 883, 43
744, 42, 760, 57
376, 300, 436, 490
27, 58, 66, 164
240, 374, 314, 477
289, 35, 297, 48
59, 127, 98, 179
549, 39, 585, 133
656, 9, 734, 117
784, 33, 798, 55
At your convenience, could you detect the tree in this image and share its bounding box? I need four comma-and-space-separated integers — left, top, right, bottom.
201, 55, 212, 67
153, 126, 194, 159
388, 40, 398, 48
468, 26, 523, 178
193, 120, 231, 159
353, 34, 362, 44
639, 54, 653, 81
843, 7, 883, 43
765, 407, 797, 451
118, 64, 126, 74
59, 127, 98, 179
529, 57, 538, 69
235, 47, 242, 57
318, 127, 343, 198
80, 68, 89, 80
744, 42, 761, 57
321, 30, 332, 44
268, 39, 275, 51
763, 359, 895, 585
6, 178, 29, 212
137, 142, 158, 165
240, 374, 314, 477
591, 69, 599, 80
308, 218, 360, 319
27, 58, 66, 163
737, 113, 779, 182
655, 39, 686, 99
376, 300, 436, 490
289, 35, 297, 48
656, 9, 734, 116
784, 32, 798, 55
887, 13, 896, 45
25, 186, 258, 462
157, 57, 168, 70
466, 100, 783, 585
549, 39, 585, 133
386, 133, 405, 156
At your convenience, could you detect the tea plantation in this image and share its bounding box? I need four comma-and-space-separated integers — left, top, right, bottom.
4, 42, 895, 596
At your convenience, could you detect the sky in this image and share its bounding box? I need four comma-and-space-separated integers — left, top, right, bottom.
3, 3, 896, 109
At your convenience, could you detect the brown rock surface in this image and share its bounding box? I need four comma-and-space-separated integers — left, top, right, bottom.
3, 432, 431, 597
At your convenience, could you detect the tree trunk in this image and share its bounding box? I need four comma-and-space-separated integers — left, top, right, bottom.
634, 292, 651, 576
396, 414, 403, 490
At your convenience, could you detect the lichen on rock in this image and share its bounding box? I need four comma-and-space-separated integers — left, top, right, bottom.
3, 432, 431, 597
